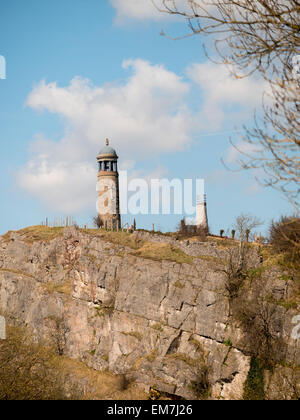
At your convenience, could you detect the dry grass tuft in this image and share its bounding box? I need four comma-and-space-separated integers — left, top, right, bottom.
132, 242, 193, 265
2, 226, 65, 244
43, 279, 71, 295
0, 268, 34, 279
167, 353, 198, 367
81, 229, 144, 250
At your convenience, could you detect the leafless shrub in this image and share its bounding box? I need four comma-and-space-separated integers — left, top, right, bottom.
177, 218, 208, 240
93, 215, 104, 229
48, 316, 69, 356
234, 213, 263, 243
189, 365, 211, 400
219, 246, 247, 301
0, 326, 79, 400
269, 215, 300, 263
233, 296, 286, 368
215, 216, 262, 305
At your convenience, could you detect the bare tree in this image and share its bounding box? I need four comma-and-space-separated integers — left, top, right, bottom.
154, 0, 300, 209
234, 296, 287, 367
234, 70, 300, 209
216, 214, 262, 302
155, 1, 299, 73
269, 215, 300, 259
234, 213, 263, 242
93, 215, 104, 229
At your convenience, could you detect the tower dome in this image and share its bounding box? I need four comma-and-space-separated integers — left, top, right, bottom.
98, 138, 118, 157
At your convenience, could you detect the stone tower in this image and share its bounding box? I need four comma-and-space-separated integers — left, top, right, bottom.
96, 139, 120, 229
196, 194, 208, 232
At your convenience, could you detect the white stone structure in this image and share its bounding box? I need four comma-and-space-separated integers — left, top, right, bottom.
196, 194, 208, 231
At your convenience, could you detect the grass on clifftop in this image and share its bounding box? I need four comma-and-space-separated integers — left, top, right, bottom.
2, 226, 64, 244
81, 229, 193, 264
82, 229, 144, 250
2, 226, 193, 265
132, 242, 194, 265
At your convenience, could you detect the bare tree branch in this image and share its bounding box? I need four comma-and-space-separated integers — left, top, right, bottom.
155, 0, 300, 209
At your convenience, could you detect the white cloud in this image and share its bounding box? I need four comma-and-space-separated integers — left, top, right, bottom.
20, 59, 192, 213
18, 158, 96, 213
110, 0, 187, 23
186, 61, 269, 130
225, 141, 263, 165
110, 0, 162, 22
245, 182, 262, 195
205, 169, 241, 185
26, 59, 191, 159
220, 142, 265, 196
19, 57, 269, 213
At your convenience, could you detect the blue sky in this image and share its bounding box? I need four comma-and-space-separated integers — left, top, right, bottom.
0, 0, 292, 236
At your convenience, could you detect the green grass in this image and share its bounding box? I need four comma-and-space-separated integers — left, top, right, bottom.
246, 267, 266, 281
243, 358, 265, 400
281, 300, 298, 310
223, 339, 232, 347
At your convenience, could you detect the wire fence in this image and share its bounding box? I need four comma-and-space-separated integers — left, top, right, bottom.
40, 217, 135, 232
40, 216, 94, 229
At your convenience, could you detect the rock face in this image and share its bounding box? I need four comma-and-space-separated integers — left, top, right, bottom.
0, 227, 299, 400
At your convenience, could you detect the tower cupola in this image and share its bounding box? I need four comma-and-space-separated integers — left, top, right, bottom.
97, 138, 118, 173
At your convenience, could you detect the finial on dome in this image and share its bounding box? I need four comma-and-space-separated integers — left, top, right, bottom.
106, 138, 109, 146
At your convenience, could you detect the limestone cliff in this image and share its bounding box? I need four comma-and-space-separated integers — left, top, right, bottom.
0, 226, 299, 400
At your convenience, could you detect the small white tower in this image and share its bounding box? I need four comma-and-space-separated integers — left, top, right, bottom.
196, 194, 208, 231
